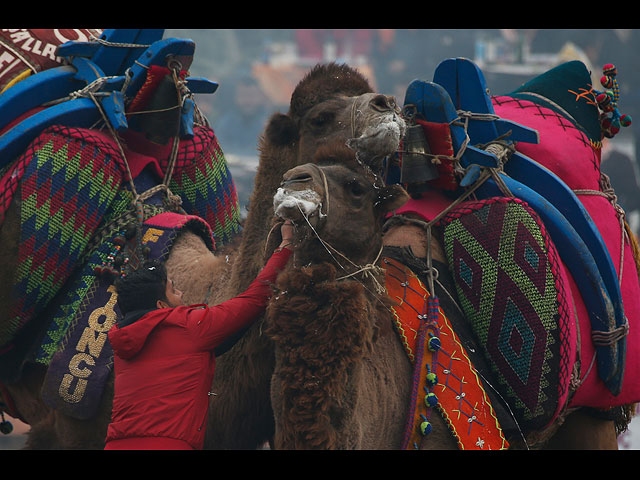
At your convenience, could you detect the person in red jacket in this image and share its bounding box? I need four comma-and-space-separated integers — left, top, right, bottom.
104, 222, 293, 450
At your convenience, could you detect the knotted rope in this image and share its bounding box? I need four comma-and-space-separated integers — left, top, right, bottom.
334, 244, 386, 294
574, 172, 633, 284
592, 320, 630, 347
89, 35, 152, 49
396, 107, 517, 198
292, 190, 386, 294
573, 172, 636, 349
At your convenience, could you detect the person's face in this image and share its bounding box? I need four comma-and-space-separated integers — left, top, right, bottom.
156, 278, 184, 309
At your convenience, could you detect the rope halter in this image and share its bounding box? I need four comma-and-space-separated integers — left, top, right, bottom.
284, 162, 387, 296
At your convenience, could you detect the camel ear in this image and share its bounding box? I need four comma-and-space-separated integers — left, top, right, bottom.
265, 112, 299, 146
376, 184, 410, 214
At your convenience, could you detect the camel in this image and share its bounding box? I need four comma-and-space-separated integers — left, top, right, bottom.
379, 59, 639, 449
262, 143, 460, 449
202, 63, 407, 449
205, 60, 636, 450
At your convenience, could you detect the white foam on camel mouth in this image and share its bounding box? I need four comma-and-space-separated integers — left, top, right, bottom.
273, 188, 323, 219
361, 118, 404, 141
347, 114, 406, 155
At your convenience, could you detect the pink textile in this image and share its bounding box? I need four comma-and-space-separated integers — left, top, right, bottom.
392, 190, 456, 222
492, 95, 640, 408
391, 95, 640, 412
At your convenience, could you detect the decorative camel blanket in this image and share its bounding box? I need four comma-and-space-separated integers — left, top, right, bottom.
0, 123, 241, 387
384, 255, 509, 449
438, 197, 575, 433
491, 91, 640, 409
391, 59, 640, 439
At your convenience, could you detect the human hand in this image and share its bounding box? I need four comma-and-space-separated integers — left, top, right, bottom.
279, 220, 294, 250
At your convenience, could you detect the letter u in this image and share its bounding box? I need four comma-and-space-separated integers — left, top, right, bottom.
59, 374, 88, 403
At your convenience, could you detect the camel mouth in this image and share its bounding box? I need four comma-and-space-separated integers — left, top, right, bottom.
273, 187, 325, 226
346, 113, 406, 160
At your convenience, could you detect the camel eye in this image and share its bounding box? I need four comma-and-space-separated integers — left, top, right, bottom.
309, 111, 334, 130
346, 179, 366, 197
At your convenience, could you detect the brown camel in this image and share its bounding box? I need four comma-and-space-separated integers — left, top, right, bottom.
202, 63, 406, 449
262, 143, 461, 449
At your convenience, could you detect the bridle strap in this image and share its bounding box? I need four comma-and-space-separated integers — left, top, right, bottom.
307, 162, 329, 217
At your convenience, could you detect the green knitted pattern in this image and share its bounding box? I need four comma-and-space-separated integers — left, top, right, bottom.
167, 127, 241, 246
442, 198, 567, 432
3, 127, 125, 350
34, 188, 133, 364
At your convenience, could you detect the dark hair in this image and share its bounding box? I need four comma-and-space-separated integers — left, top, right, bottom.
114, 260, 167, 315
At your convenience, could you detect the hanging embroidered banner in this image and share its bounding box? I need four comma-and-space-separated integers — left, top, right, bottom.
0, 123, 240, 381
384, 256, 508, 450
40, 212, 214, 419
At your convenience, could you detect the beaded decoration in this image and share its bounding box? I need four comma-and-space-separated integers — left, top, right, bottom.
595, 63, 632, 139
385, 257, 509, 450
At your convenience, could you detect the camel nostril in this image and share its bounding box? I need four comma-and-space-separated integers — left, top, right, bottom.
370, 94, 395, 112
282, 173, 313, 187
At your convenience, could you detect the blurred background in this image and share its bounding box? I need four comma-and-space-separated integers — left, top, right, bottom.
1, 28, 639, 450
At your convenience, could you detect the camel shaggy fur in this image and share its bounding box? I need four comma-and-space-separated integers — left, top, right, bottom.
262, 144, 460, 449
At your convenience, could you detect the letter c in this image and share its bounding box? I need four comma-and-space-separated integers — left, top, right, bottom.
69, 353, 95, 378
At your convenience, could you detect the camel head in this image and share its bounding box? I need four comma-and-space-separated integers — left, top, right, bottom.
273, 143, 408, 268
263, 63, 406, 172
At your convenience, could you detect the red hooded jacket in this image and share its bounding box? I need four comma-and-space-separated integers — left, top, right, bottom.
105, 248, 291, 450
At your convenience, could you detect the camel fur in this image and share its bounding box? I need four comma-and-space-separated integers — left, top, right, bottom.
260, 144, 457, 449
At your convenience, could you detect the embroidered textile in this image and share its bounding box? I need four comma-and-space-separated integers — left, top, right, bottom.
0, 123, 240, 387
384, 256, 508, 450
39, 212, 214, 419
492, 90, 640, 408
440, 197, 574, 432
0, 126, 126, 358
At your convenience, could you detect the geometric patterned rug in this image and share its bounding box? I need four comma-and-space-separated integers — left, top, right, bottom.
439, 196, 575, 433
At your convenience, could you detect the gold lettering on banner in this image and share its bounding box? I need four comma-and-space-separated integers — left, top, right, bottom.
141, 228, 164, 245
76, 327, 107, 358
69, 353, 95, 378
58, 285, 118, 404
59, 375, 87, 403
